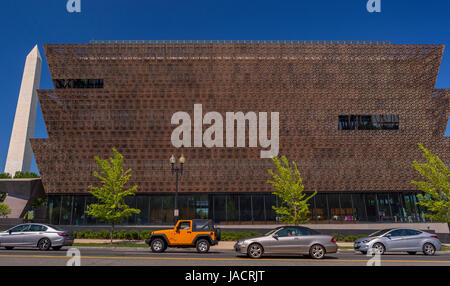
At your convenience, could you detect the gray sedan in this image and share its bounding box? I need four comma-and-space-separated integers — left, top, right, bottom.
234, 226, 337, 259
0, 223, 74, 251
354, 228, 441, 255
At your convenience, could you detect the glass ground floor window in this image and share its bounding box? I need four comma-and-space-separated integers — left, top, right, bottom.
46, 191, 430, 225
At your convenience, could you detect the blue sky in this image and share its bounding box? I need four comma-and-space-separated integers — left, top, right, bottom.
0, 0, 449, 174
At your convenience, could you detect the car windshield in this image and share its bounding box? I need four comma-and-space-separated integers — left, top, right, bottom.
369, 229, 392, 237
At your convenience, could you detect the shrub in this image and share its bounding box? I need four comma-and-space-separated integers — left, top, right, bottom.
128, 230, 140, 240
0, 173, 12, 179
140, 230, 152, 240
13, 171, 40, 179
343, 235, 358, 242
112, 231, 120, 239
83, 230, 93, 239
118, 230, 127, 239
221, 231, 262, 241
99, 230, 111, 239
93, 231, 103, 239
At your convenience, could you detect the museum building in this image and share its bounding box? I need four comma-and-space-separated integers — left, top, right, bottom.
30, 40, 450, 225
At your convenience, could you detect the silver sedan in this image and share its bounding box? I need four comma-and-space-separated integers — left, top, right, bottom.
234, 226, 338, 259
354, 228, 441, 255
0, 223, 74, 251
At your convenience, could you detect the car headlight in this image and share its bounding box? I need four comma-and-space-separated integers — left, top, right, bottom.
237, 240, 248, 246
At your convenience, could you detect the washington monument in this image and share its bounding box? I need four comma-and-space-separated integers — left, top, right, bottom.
4, 45, 42, 175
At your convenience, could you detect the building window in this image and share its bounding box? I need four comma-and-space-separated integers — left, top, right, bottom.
339, 115, 399, 130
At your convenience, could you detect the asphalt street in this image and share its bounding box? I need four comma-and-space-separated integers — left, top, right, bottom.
0, 247, 449, 266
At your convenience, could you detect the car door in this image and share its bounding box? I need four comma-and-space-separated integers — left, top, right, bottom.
1, 224, 30, 246
384, 229, 407, 251
172, 221, 193, 245
270, 227, 298, 254
293, 228, 316, 253
23, 225, 47, 246
403, 229, 423, 250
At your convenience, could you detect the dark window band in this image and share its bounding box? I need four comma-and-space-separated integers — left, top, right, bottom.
339, 115, 399, 130
54, 79, 104, 89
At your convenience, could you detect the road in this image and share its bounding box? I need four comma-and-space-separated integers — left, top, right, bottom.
0, 247, 449, 266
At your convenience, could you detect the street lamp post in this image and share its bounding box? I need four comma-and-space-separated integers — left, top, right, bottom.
170, 154, 185, 223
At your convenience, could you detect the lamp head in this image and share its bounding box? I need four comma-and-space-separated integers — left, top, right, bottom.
169, 154, 176, 165
179, 154, 186, 164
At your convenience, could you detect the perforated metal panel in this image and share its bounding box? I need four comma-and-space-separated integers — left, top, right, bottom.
31, 42, 450, 194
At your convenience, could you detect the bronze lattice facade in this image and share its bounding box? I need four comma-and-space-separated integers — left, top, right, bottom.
29, 41, 450, 224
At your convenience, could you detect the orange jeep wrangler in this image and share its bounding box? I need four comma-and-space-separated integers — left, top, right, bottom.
145, 219, 221, 253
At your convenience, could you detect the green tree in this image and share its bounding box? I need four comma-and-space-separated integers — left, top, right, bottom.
267, 156, 317, 225
411, 143, 450, 225
0, 193, 10, 218
0, 204, 10, 218
85, 148, 141, 243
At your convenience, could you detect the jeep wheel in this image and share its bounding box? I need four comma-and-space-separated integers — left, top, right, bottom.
196, 239, 210, 253
151, 238, 166, 253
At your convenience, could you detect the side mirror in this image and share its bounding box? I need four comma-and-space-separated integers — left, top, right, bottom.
385, 234, 391, 239
8, 230, 12, 235
272, 234, 279, 239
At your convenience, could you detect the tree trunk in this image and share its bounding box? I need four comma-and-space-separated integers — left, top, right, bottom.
111, 223, 114, 244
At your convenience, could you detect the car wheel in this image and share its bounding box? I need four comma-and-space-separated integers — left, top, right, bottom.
38, 238, 51, 251
52, 246, 62, 251
360, 251, 367, 255
196, 239, 210, 253
407, 251, 417, 255
372, 243, 385, 255
309, 244, 326, 259
150, 238, 166, 253
247, 243, 263, 259
423, 243, 436, 256
4, 246, 14, 250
